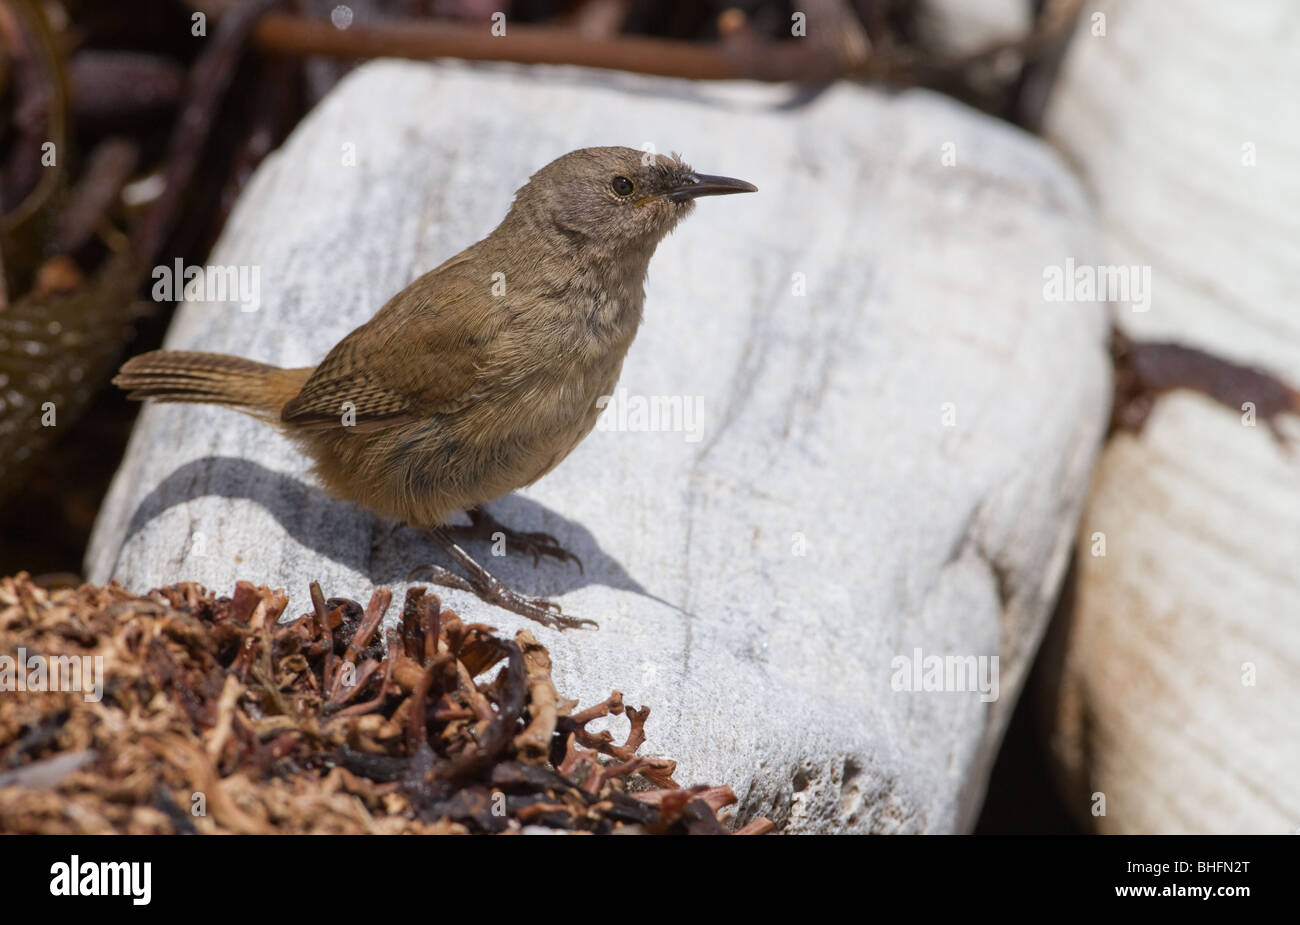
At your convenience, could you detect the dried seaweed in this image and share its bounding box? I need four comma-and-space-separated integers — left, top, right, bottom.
1110, 329, 1300, 447
0, 573, 771, 834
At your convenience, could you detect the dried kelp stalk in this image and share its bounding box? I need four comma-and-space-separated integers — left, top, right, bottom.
0, 574, 772, 834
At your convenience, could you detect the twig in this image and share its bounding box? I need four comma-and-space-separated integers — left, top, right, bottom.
251, 11, 856, 83
131, 0, 282, 266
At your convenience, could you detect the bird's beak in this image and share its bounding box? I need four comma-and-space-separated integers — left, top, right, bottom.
665, 172, 758, 202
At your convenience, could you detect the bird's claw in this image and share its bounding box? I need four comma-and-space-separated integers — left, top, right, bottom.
509, 530, 584, 573
409, 539, 596, 631
446, 509, 584, 574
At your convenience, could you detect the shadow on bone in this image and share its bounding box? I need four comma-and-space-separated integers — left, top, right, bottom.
121, 456, 659, 601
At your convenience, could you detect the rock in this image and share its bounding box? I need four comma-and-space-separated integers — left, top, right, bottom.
86, 59, 1109, 832
1038, 0, 1300, 833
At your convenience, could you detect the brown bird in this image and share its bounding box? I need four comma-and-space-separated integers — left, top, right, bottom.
115, 147, 755, 628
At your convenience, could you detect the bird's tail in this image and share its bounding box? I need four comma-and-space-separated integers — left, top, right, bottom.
114, 350, 311, 420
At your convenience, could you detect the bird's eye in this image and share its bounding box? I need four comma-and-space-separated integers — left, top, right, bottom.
611, 176, 635, 197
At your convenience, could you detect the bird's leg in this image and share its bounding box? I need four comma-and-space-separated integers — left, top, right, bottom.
443, 506, 583, 573
408, 528, 596, 630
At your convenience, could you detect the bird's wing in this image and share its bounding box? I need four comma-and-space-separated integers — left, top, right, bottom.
280, 270, 498, 432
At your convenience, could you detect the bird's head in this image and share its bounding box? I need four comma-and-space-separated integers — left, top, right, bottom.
514, 146, 756, 248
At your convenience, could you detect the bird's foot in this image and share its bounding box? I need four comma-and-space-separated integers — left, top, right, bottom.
408, 529, 596, 631
446, 506, 584, 573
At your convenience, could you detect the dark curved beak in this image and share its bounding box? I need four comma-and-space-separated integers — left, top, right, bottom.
666, 172, 758, 202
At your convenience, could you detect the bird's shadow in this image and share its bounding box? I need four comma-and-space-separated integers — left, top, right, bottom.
122, 456, 663, 603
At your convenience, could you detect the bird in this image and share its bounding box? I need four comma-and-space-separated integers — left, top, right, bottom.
115, 146, 756, 628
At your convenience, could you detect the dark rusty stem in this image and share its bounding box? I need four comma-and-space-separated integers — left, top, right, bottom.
130, 0, 281, 266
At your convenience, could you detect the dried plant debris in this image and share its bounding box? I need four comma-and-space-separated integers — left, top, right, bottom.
0, 574, 772, 834
1109, 329, 1300, 446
